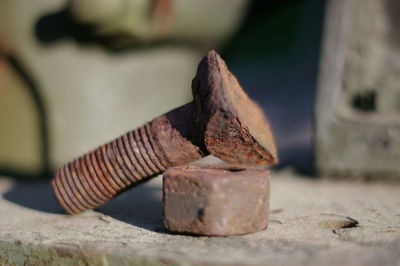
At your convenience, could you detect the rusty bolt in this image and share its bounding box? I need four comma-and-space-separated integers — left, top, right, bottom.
51, 50, 278, 214
163, 164, 270, 236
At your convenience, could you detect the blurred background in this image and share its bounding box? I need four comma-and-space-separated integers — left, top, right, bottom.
3, 0, 397, 181
224, 0, 325, 175
0, 0, 325, 178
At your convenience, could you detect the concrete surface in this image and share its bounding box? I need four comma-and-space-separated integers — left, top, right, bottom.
0, 164, 399, 265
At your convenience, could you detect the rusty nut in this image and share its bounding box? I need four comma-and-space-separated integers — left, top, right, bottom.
163, 164, 270, 236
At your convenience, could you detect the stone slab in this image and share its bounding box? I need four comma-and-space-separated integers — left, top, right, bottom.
1, 164, 399, 265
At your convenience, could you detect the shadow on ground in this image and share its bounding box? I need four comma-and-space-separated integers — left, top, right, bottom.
3, 179, 63, 214
96, 179, 167, 233
3, 177, 166, 232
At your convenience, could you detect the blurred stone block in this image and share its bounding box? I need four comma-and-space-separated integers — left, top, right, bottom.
163, 164, 270, 236
0, 57, 42, 175
69, 0, 248, 48
316, 0, 400, 180
0, 0, 248, 176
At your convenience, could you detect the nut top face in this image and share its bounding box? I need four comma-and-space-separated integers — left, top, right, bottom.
163, 164, 270, 236
192, 51, 278, 166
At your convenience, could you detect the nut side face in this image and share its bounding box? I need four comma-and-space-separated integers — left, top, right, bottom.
192, 50, 278, 166
162, 164, 270, 236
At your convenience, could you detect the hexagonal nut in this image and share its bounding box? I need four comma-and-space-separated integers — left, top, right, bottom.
163, 164, 270, 236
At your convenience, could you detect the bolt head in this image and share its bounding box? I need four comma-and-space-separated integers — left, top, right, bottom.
192, 51, 278, 165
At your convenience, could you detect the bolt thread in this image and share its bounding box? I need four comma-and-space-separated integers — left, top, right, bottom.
52, 123, 168, 214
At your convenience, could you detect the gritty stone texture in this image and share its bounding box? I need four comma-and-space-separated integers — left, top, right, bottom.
163, 164, 270, 236
316, 0, 400, 180
0, 161, 399, 265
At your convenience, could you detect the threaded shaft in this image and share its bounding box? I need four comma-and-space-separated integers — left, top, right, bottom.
52, 102, 205, 214
52, 123, 169, 214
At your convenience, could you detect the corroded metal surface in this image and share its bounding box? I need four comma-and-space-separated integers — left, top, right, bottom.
163, 164, 270, 236
193, 51, 278, 165
52, 114, 201, 214
51, 51, 278, 214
